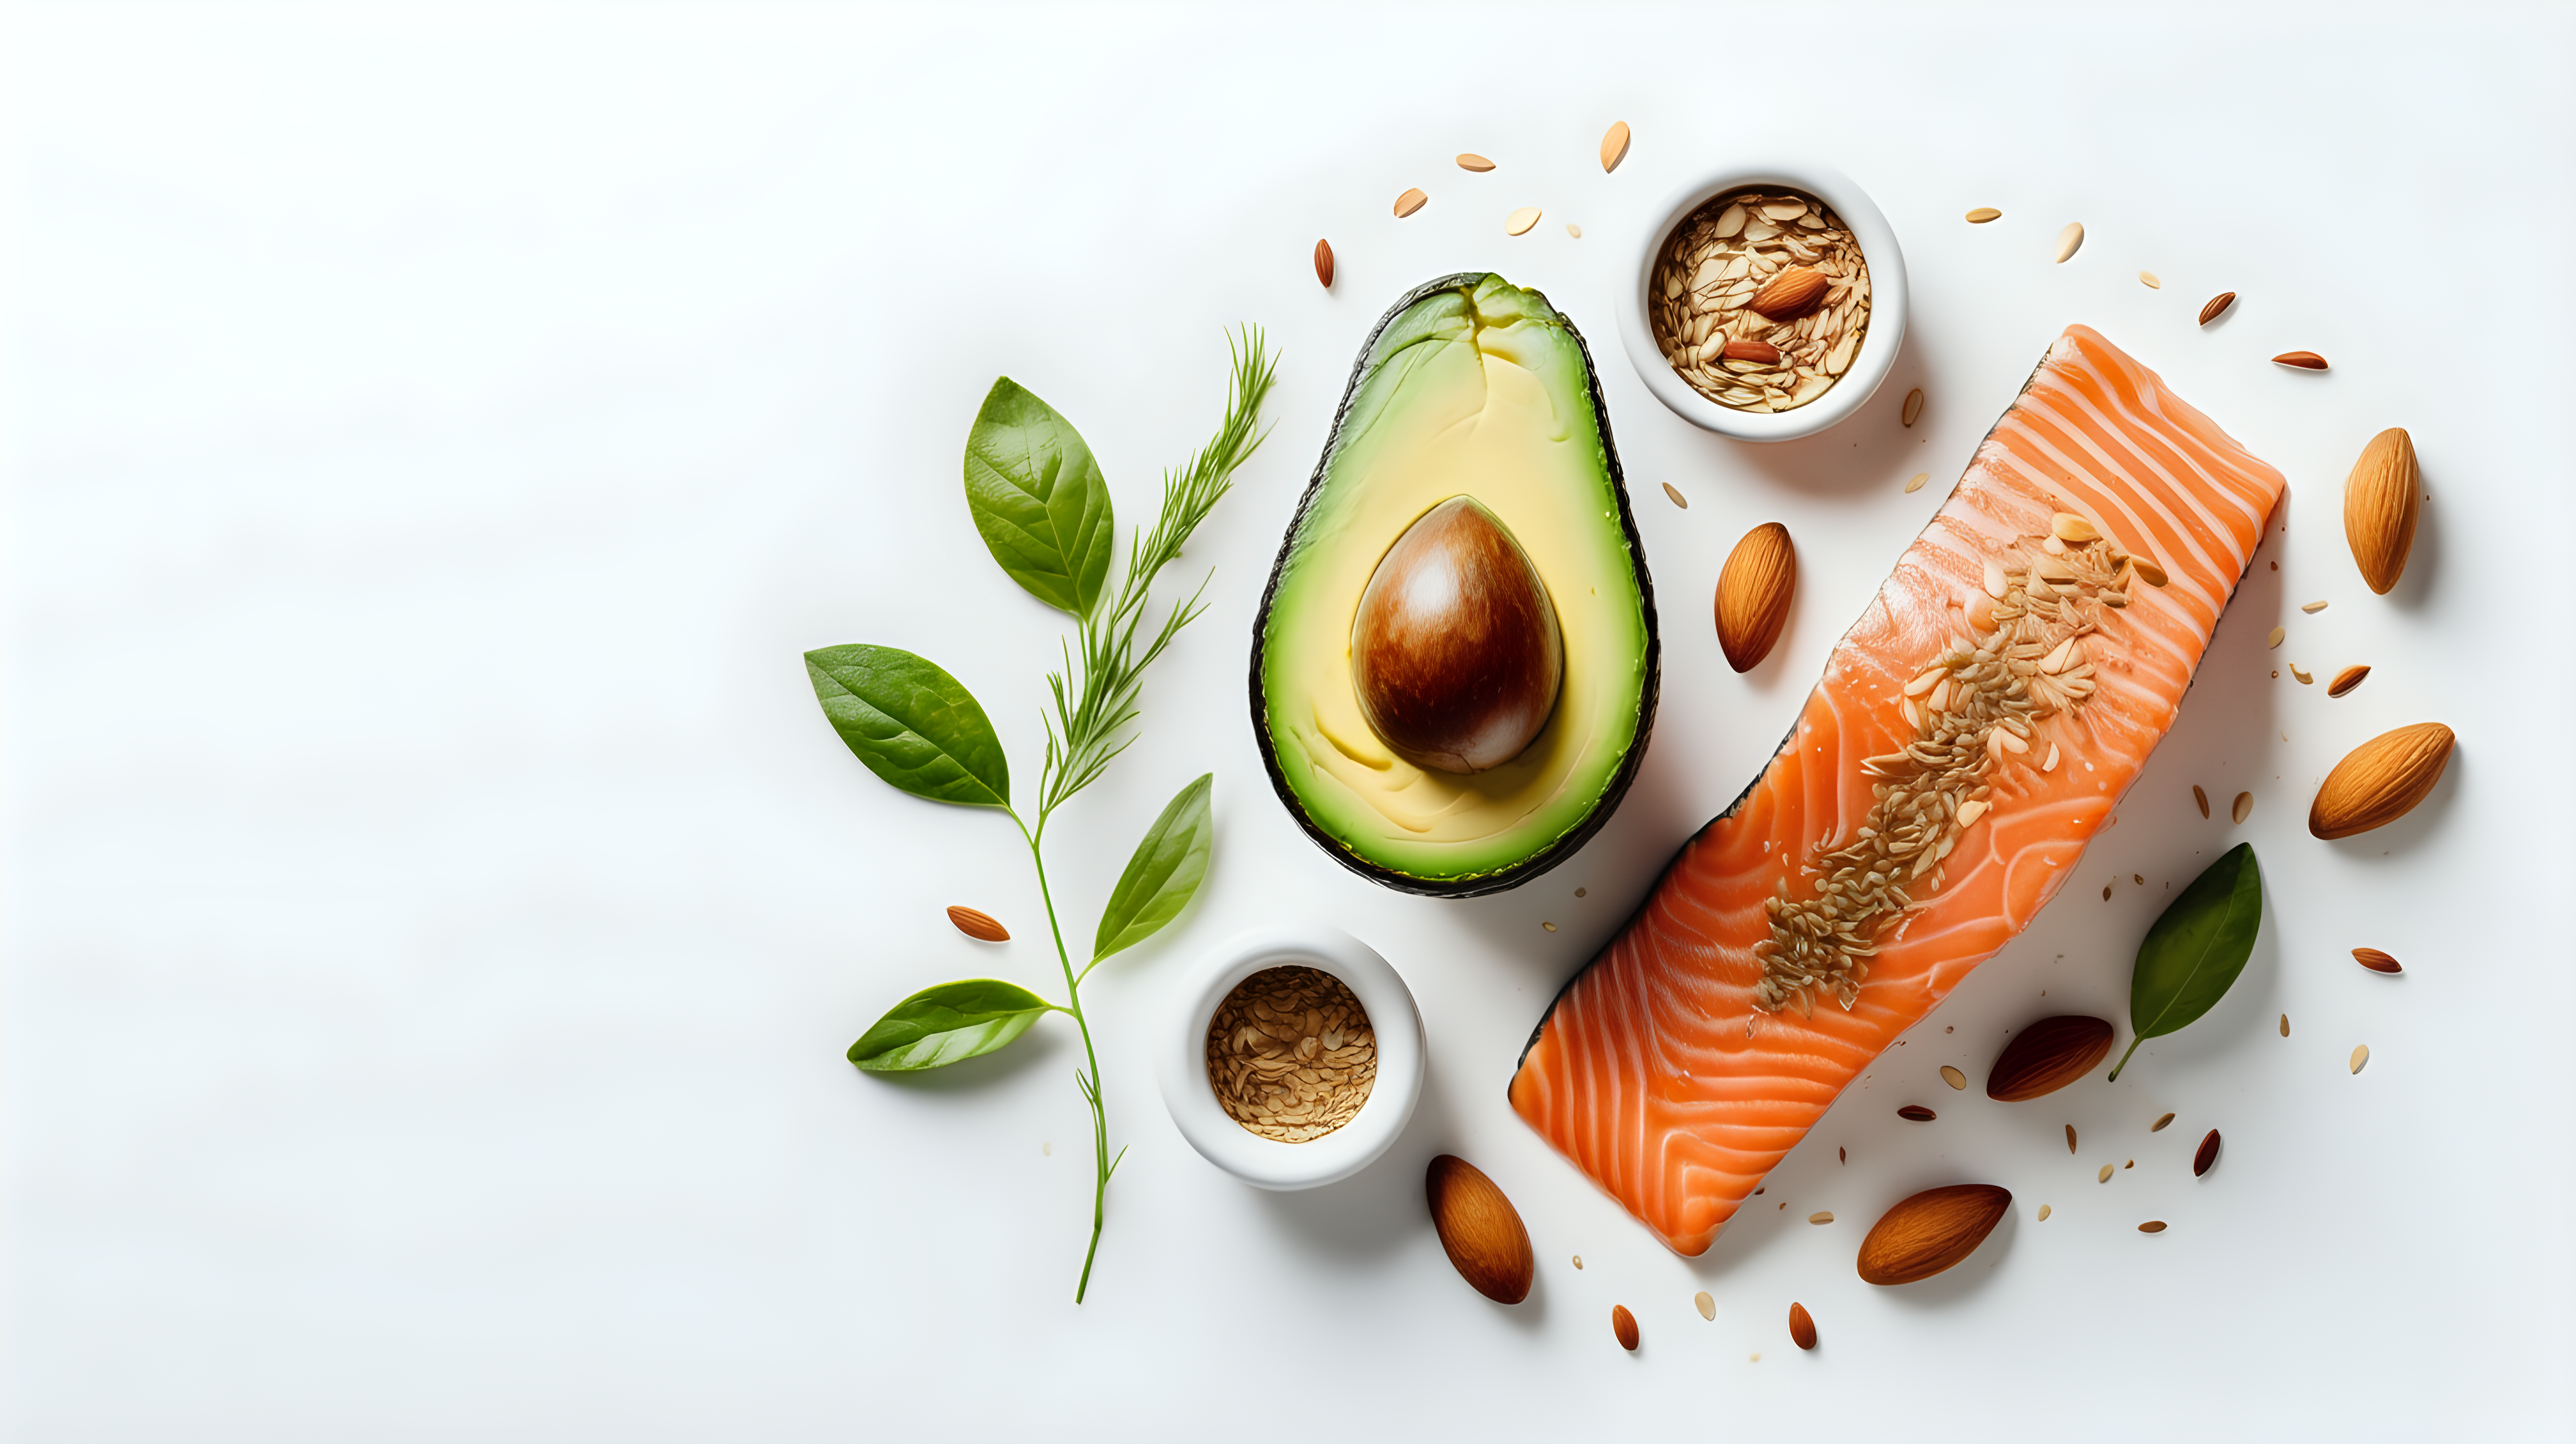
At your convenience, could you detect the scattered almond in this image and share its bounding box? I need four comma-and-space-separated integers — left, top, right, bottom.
2198, 292, 2236, 325
2302, 600, 2329, 613
1747, 265, 1829, 321
2066, 1124, 2078, 1153
1986, 1015, 2114, 1101
1715, 522, 1797, 673
2152, 1112, 2176, 1132
2281, 1013, 2291, 1037
1425, 1155, 1533, 1304
1905, 472, 1929, 494
1901, 387, 1925, 426
1662, 482, 1687, 509
1394, 188, 1427, 219
2054, 222, 2085, 263
2098, 1164, 2114, 1183
1566, 223, 1582, 238
1611, 1304, 1640, 1351
2274, 351, 2330, 370
1313, 239, 1334, 289
947, 906, 1010, 942
2193, 1129, 2221, 1176
1599, 121, 1631, 173
2051, 512, 2101, 543
2351, 1044, 2370, 1074
1809, 1211, 1834, 1225
2291, 664, 2314, 684
2309, 722, 2457, 839
1898, 1105, 1936, 1121
2328, 664, 2370, 697
1504, 206, 1541, 236
1788, 1302, 1818, 1350
2231, 791, 2253, 825
1694, 1290, 1715, 1321
2037, 1204, 2051, 1220
2139, 270, 2161, 288
2194, 785, 2210, 818
1964, 207, 2001, 224
2128, 556, 2170, 588
2344, 428, 2420, 594
1856, 1184, 2012, 1285
1723, 337, 1784, 365
1457, 153, 1495, 172
1940, 1065, 1966, 1091
2139, 1220, 2168, 1233
2354, 947, 2402, 974
2267, 626, 2285, 649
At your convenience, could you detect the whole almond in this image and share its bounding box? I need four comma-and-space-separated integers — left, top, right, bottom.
1986, 1015, 2115, 1100
1747, 265, 1828, 320
2343, 427, 2419, 594
2353, 947, 2403, 974
1611, 1304, 1640, 1351
1722, 338, 1782, 365
946, 905, 1009, 942
2198, 291, 2236, 326
1313, 239, 1334, 290
1715, 522, 1796, 672
1425, 1155, 1533, 1304
2274, 351, 2330, 370
1599, 120, 1631, 173
2309, 722, 2456, 839
1857, 1183, 2012, 1285
1788, 1302, 1818, 1350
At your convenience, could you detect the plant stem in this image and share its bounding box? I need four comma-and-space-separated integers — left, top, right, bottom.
1018, 810, 1113, 1302
2107, 1034, 2142, 1082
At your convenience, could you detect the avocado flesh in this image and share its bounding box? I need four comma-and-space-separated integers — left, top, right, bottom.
1254, 273, 1658, 896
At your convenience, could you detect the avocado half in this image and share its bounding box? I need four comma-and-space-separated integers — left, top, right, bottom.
1250, 273, 1660, 898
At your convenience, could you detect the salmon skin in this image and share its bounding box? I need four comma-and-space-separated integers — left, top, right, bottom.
1509, 326, 2285, 1256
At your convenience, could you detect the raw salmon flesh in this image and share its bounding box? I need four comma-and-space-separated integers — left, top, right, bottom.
1509, 326, 2287, 1255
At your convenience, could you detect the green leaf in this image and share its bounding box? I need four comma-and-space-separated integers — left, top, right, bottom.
2109, 842, 2264, 1080
805, 644, 1010, 808
847, 979, 1057, 1072
1091, 773, 1214, 963
964, 378, 1115, 618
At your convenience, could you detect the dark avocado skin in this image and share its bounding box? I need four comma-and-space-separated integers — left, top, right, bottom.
1247, 273, 1661, 899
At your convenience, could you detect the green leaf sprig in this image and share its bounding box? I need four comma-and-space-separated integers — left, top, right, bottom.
807, 330, 1275, 1302
2108, 841, 2263, 1081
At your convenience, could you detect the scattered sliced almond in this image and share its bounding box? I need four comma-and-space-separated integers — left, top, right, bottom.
2041, 742, 2059, 772
1905, 471, 1929, 494
2328, 664, 2369, 697
2129, 556, 2170, 587
1694, 1290, 1715, 1321
2231, 791, 2253, 824
1599, 121, 1630, 173
1965, 206, 2001, 223
2302, 599, 2329, 613
1394, 188, 1427, 219
2054, 222, 2085, 263
2036, 1204, 2051, 1220
2194, 784, 2210, 818
1313, 238, 1335, 289
2354, 947, 2403, 974
2051, 512, 2100, 544
1566, 223, 1582, 239
2139, 270, 2161, 289
2066, 1124, 2078, 1154
1457, 153, 1495, 172
2139, 1221, 2168, 1233
1809, 1211, 1835, 1225
1956, 799, 1989, 827
1662, 482, 1687, 509
2274, 351, 2330, 370
1541, 921, 1556, 932
1940, 1065, 1966, 1091
2281, 1013, 2291, 1037
2267, 626, 2285, 649
1504, 206, 1541, 236
2198, 292, 2236, 325
2350, 1044, 2371, 1074
2290, 664, 2314, 684
2098, 1164, 2114, 1183
2151, 1112, 2176, 1132
1902, 388, 1925, 426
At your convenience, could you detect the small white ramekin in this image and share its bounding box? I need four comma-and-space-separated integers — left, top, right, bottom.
1157, 926, 1424, 1191
1617, 159, 1909, 442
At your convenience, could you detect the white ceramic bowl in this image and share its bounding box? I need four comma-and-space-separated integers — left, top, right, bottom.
1617, 159, 1908, 442
1157, 926, 1424, 1191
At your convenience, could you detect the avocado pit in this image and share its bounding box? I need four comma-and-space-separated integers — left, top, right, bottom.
1350, 496, 1564, 774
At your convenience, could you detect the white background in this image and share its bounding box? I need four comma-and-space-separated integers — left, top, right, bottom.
6, 4, 2572, 1440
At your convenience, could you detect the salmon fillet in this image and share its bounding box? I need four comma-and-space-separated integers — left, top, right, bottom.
1508, 326, 2285, 1255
